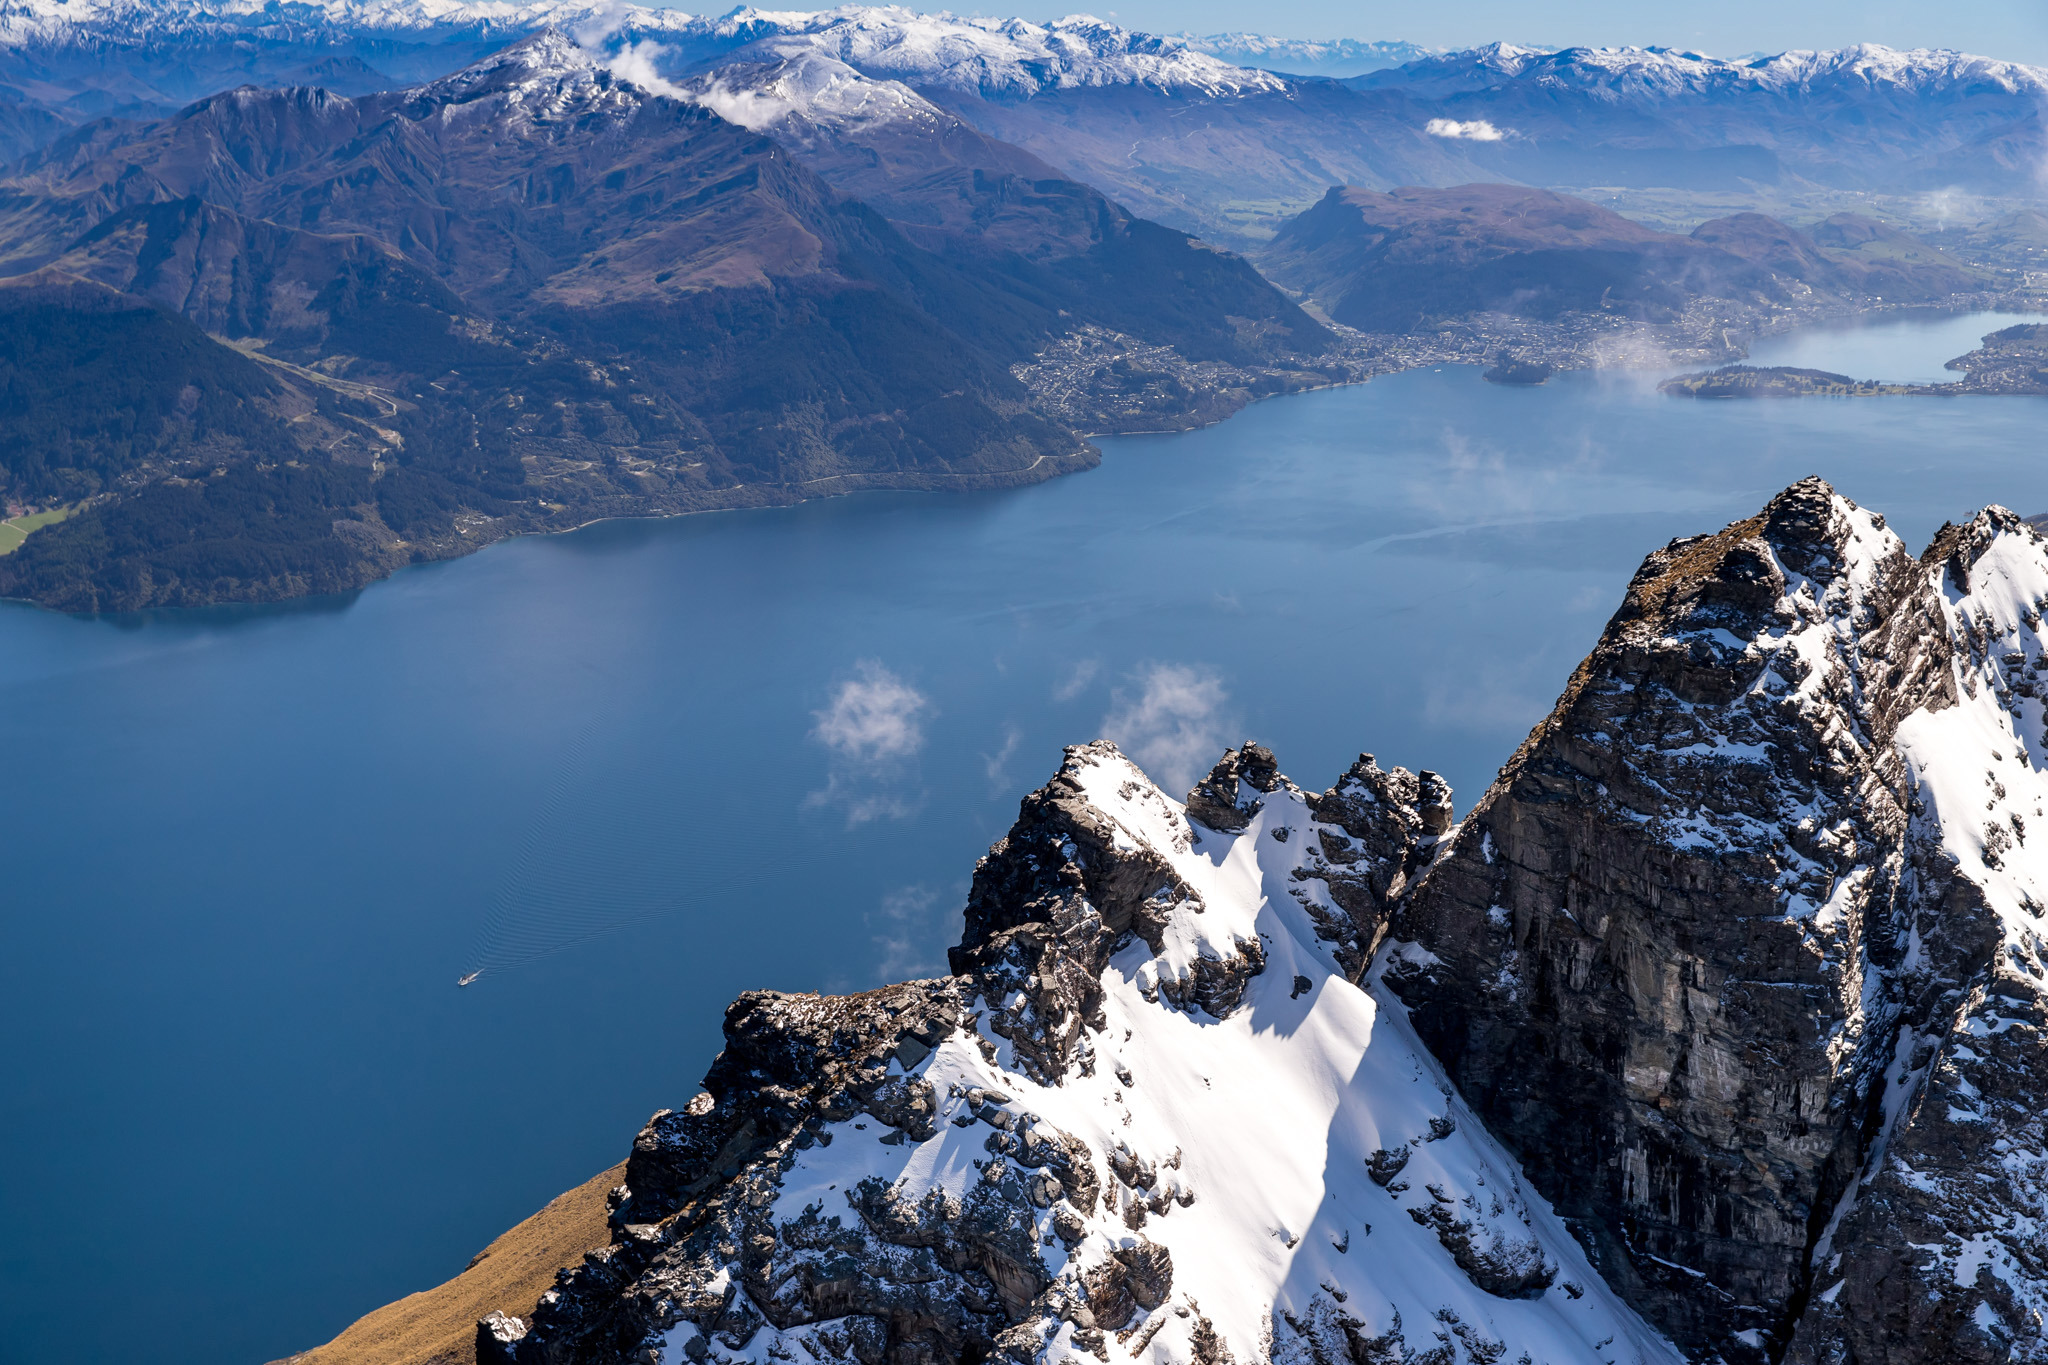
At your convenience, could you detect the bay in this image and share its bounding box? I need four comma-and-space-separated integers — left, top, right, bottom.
1743, 308, 2048, 384
4, 317, 2045, 1364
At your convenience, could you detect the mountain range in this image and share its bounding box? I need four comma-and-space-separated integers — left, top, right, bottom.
3, 5, 2046, 241
0, 23, 1331, 610
285, 479, 2048, 1365
0, 3, 2038, 613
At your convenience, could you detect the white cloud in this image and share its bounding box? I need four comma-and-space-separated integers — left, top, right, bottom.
868, 884, 948, 981
1052, 658, 1101, 702
607, 40, 690, 99
1101, 663, 1232, 795
1426, 117, 1506, 141
982, 723, 1023, 792
568, 1, 629, 49
569, 7, 691, 101
684, 76, 797, 131
806, 661, 932, 826
812, 660, 930, 764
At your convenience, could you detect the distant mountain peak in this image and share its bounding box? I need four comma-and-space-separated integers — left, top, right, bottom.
682, 6, 1290, 99
417, 24, 669, 121
1174, 31, 1440, 77
1369, 37, 2048, 99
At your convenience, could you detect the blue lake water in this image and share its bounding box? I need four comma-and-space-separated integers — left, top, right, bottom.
1744, 308, 2048, 384
6, 316, 2048, 1364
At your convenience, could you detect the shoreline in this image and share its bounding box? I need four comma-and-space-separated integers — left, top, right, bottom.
12, 296, 2046, 617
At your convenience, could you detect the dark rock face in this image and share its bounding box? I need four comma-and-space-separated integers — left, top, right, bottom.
1305, 754, 1452, 970
472, 737, 1681, 1365
1384, 478, 1944, 1357
482, 742, 1274, 1365
458, 481, 2048, 1365
958, 744, 1199, 963
1382, 480, 2048, 1362
486, 979, 1064, 1365
1183, 741, 1283, 834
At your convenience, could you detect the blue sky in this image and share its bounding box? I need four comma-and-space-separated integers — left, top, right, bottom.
1059, 0, 2048, 64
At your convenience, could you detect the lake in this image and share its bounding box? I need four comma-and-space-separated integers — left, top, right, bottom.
4, 314, 2046, 1364
1743, 307, 2048, 384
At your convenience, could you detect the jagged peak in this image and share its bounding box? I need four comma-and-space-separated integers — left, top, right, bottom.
1183, 739, 1285, 833
432, 23, 596, 85
1607, 477, 1906, 651
679, 41, 950, 135
490, 731, 1677, 1365
1923, 502, 2046, 595
404, 22, 683, 124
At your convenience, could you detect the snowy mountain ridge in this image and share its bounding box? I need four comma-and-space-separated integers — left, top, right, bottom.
1174, 33, 1438, 77
0, 2, 1290, 98
480, 739, 1683, 1365
1372, 38, 2048, 99
677, 45, 944, 137
672, 8, 1289, 99
6, 2, 2041, 103
468, 479, 2048, 1365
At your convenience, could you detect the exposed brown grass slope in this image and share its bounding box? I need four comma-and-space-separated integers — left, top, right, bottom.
273, 1163, 623, 1365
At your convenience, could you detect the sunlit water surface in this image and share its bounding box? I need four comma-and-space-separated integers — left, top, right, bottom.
1744, 308, 2048, 384
4, 315, 2046, 1365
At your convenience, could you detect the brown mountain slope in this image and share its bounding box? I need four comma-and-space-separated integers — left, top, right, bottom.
0, 29, 1334, 611
273, 1164, 622, 1365
0, 35, 859, 302
0, 35, 1093, 610
1260, 183, 1990, 332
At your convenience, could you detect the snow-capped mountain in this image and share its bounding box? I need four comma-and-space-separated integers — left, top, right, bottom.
0, 0, 693, 41
666, 8, 1287, 100
1391, 480, 2048, 1362
462, 480, 2048, 1365
4, 5, 2046, 244
0, 2, 1287, 105
0, 25, 1337, 609
1176, 33, 1436, 78
1364, 38, 2048, 101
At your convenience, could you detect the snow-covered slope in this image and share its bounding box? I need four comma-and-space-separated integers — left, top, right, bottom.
1175, 33, 1435, 78
744, 746, 1673, 1365
0, 2, 1287, 98
1785, 509, 2048, 1361
671, 7, 1287, 100
677, 47, 948, 137
484, 742, 1681, 1365
6, 6, 2043, 235
462, 482, 2048, 1365
1383, 481, 2048, 1363
1366, 39, 2048, 100
0, 0, 695, 42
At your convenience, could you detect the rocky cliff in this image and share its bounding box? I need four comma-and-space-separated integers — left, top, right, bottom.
1388, 479, 2048, 1363
458, 478, 2048, 1365
477, 740, 1677, 1365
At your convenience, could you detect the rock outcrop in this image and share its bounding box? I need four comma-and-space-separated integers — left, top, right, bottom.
462, 479, 2048, 1365
1388, 480, 2048, 1363
478, 743, 1677, 1365
1781, 508, 2048, 1364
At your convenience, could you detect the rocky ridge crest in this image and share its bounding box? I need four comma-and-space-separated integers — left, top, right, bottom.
474, 478, 2048, 1365
480, 743, 1677, 1365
